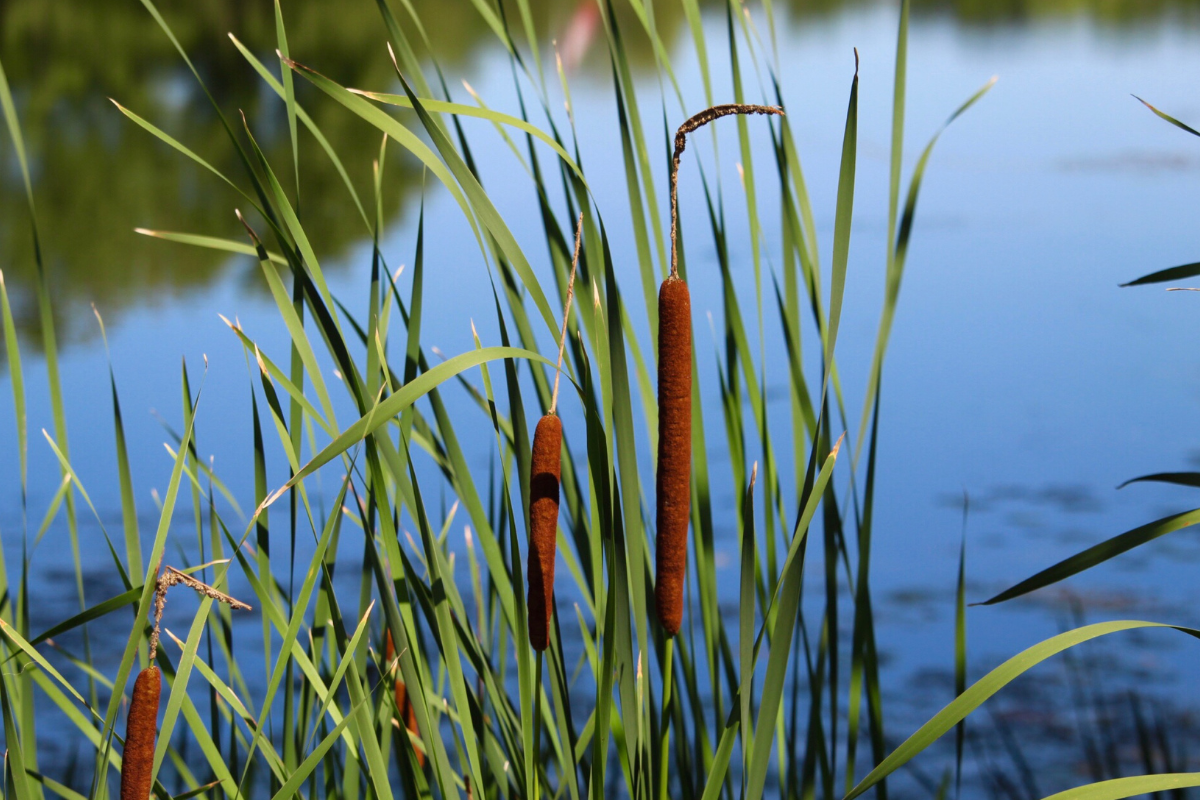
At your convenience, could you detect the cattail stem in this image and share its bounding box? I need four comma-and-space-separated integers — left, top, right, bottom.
668, 104, 784, 279
657, 103, 784, 637
656, 639, 675, 800
549, 212, 583, 416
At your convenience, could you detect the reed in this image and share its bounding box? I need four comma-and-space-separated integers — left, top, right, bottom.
656, 104, 784, 637
527, 213, 582, 651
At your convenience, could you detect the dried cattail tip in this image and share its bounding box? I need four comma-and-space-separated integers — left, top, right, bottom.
385, 630, 424, 768
655, 276, 692, 637
669, 104, 784, 280
527, 413, 563, 650
120, 666, 161, 800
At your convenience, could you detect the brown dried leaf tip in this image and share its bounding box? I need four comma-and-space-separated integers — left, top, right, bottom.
385, 630, 424, 768
657, 104, 783, 638
527, 213, 582, 651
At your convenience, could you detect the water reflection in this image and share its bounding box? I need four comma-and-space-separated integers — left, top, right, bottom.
3, 0, 1200, 346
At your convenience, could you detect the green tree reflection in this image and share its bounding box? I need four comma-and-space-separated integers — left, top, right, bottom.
0, 0, 1197, 345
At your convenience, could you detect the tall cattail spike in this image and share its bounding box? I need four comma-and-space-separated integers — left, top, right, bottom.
657, 103, 782, 637
527, 414, 564, 650
654, 276, 693, 637
121, 666, 161, 800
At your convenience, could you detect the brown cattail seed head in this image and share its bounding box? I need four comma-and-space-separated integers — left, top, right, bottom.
655, 276, 692, 637
385, 630, 424, 768
121, 666, 161, 800
527, 413, 563, 651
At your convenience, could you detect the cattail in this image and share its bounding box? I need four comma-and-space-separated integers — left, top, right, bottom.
528, 413, 563, 650
120, 666, 160, 800
656, 104, 784, 637
655, 275, 692, 636
386, 629, 424, 767
528, 213, 583, 651
120, 564, 249, 799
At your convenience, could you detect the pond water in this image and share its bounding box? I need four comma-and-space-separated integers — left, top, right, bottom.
5, 0, 1200, 794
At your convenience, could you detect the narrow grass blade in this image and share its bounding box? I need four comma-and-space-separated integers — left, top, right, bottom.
0, 271, 25, 496
264, 346, 547, 505
135, 229, 286, 265
844, 621, 1200, 800
111, 100, 256, 208
1043, 774, 1200, 800
700, 712, 739, 800
274, 0, 299, 203
1117, 472, 1200, 490
350, 90, 586, 183
0, 619, 93, 710
981, 507, 1200, 605
1120, 263, 1200, 287
1, 673, 34, 800
1134, 95, 1200, 138
823, 55, 859, 377
955, 499, 968, 797
739, 465, 758, 772
747, 436, 843, 800
855, 76, 995, 457
226, 34, 368, 228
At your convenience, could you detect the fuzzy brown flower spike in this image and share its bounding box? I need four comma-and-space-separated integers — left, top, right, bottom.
657, 103, 784, 637
120, 666, 160, 800
528, 212, 583, 651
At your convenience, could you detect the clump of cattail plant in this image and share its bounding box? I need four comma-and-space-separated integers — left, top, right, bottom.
656, 104, 784, 637
385, 629, 424, 767
122, 566, 250, 800
527, 212, 583, 651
